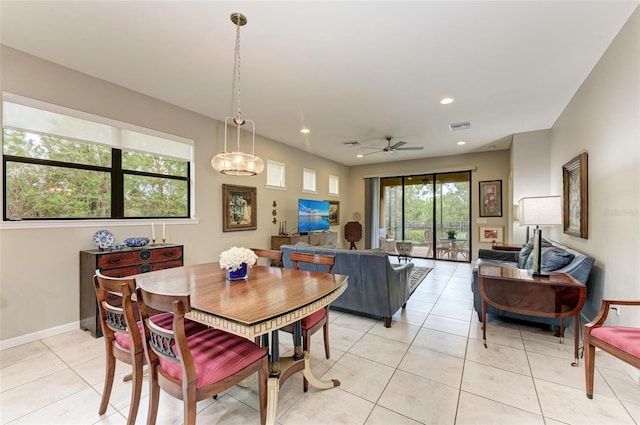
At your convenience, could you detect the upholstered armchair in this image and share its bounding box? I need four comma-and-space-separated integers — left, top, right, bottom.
584, 299, 640, 399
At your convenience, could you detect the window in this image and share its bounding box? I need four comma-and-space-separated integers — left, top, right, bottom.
329, 175, 340, 196
266, 160, 286, 189
2, 93, 193, 220
302, 168, 316, 193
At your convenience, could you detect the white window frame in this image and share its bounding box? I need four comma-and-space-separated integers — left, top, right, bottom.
265, 159, 286, 190
328, 174, 340, 196
302, 168, 317, 193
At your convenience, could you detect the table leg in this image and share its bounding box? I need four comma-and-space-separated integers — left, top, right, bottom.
572, 314, 580, 367
482, 299, 487, 348
269, 330, 280, 378
292, 321, 304, 361
302, 352, 340, 389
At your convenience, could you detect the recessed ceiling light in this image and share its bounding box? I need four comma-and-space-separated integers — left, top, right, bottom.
457, 141, 466, 145
356, 154, 364, 158
300, 128, 310, 134
440, 97, 454, 105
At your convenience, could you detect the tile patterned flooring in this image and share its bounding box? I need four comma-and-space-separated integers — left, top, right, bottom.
1, 260, 639, 424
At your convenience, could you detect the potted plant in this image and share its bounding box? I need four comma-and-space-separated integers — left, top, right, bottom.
219, 247, 258, 280
447, 230, 457, 239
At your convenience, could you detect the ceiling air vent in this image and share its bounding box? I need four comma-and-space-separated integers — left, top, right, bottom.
342, 140, 360, 147
449, 121, 471, 131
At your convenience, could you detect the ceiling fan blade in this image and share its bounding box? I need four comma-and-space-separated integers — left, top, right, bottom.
390, 141, 407, 149
395, 147, 424, 151
361, 146, 384, 150
363, 150, 383, 156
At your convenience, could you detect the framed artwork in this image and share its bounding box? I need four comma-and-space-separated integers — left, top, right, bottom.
562, 152, 588, 239
327, 200, 340, 225
222, 184, 257, 232
479, 180, 502, 217
479, 225, 504, 243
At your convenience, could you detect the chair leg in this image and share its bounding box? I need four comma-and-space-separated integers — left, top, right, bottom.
126, 354, 144, 425
258, 358, 268, 425
183, 385, 197, 425
99, 348, 116, 415
585, 338, 596, 399
146, 365, 160, 425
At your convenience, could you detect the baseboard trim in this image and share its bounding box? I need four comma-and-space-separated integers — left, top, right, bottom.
0, 321, 80, 351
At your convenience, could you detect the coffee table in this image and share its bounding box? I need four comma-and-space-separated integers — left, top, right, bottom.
477, 265, 586, 365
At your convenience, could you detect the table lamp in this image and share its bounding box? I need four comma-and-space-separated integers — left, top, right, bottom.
518, 196, 562, 277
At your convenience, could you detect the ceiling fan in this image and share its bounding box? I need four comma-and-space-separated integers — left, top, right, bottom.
361, 136, 424, 156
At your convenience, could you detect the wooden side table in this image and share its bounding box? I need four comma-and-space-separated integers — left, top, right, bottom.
477, 265, 586, 365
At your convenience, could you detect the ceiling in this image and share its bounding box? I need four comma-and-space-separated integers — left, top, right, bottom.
1, 1, 637, 166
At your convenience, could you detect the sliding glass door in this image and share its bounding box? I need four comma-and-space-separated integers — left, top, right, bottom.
379, 171, 471, 261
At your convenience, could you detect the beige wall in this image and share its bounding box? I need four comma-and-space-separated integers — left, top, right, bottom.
347, 149, 511, 259
547, 7, 640, 327
0, 47, 349, 344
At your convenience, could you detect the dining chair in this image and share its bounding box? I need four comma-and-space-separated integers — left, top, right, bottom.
282, 252, 335, 391
136, 286, 269, 425
93, 271, 206, 425
584, 299, 640, 399
251, 247, 283, 267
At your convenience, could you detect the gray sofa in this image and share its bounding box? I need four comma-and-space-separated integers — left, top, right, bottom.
281, 243, 414, 327
472, 238, 594, 330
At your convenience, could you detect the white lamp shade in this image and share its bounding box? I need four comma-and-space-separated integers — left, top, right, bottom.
518, 196, 562, 226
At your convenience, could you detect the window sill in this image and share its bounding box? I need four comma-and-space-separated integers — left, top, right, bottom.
0, 217, 200, 230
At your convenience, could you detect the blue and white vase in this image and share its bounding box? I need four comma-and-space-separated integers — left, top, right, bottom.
226, 263, 248, 280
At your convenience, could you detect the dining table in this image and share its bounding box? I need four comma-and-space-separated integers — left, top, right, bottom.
133, 262, 348, 425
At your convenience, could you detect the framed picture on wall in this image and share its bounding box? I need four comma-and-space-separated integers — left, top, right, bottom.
562, 152, 588, 239
479, 225, 504, 243
479, 180, 502, 217
327, 200, 340, 225
222, 184, 257, 232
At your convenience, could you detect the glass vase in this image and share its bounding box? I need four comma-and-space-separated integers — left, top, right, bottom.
226, 263, 248, 280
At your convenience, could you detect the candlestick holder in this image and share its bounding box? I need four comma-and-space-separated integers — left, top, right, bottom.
162, 238, 166, 245
152, 238, 156, 245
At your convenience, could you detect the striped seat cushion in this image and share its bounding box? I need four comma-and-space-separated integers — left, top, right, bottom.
159, 328, 267, 388
591, 327, 640, 359
301, 309, 326, 330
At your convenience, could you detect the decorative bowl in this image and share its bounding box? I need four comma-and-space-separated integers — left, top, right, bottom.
109, 242, 124, 250
124, 237, 150, 247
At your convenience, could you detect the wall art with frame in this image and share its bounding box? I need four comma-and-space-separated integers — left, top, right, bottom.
328, 200, 340, 225
478, 225, 504, 243
562, 152, 588, 239
479, 180, 502, 217
222, 184, 257, 232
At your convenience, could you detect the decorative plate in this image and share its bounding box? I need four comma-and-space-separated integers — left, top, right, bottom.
93, 230, 115, 249
124, 237, 150, 247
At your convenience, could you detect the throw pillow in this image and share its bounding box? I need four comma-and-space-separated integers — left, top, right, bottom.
518, 244, 533, 268
541, 247, 575, 271
525, 246, 575, 271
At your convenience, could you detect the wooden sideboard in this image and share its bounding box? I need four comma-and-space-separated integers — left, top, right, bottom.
79, 244, 184, 337
271, 232, 337, 251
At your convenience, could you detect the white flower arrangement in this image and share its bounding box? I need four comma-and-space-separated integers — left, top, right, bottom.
219, 247, 258, 271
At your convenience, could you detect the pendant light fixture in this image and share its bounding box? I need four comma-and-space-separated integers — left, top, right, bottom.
211, 13, 264, 176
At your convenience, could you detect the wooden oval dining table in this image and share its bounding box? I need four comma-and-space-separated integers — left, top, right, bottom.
133, 262, 348, 424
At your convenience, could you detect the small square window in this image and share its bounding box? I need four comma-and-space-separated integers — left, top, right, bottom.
329, 175, 340, 196
303, 168, 317, 193
266, 160, 286, 189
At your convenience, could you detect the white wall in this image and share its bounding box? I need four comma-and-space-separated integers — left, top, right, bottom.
511, 129, 552, 244
0, 47, 349, 344
547, 6, 640, 328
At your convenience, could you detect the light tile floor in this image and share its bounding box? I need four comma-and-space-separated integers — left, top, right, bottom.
2, 260, 639, 424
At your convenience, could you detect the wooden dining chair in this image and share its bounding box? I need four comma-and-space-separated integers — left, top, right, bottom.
251, 247, 283, 267
584, 299, 640, 399
93, 271, 206, 425
136, 286, 269, 425
282, 252, 335, 391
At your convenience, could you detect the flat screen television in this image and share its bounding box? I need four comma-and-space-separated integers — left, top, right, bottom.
298, 199, 330, 234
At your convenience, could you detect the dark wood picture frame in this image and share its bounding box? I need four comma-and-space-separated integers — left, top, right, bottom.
222, 184, 257, 232
562, 152, 588, 239
479, 180, 502, 217
327, 200, 340, 225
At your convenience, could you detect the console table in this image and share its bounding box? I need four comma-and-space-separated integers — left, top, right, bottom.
271, 232, 337, 251
79, 244, 184, 337
477, 265, 586, 365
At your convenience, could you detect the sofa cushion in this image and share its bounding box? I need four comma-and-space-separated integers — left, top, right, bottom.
525, 246, 575, 272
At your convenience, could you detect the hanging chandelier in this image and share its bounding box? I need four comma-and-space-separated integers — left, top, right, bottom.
211, 13, 264, 176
